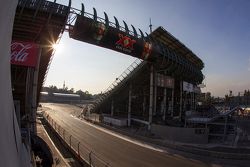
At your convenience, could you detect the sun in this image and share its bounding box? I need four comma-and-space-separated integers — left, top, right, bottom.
52, 43, 59, 50
51, 43, 63, 54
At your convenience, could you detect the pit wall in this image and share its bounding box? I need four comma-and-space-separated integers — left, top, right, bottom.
151, 124, 209, 144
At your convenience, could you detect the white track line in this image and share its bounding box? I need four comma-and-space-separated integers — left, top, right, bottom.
71, 115, 167, 153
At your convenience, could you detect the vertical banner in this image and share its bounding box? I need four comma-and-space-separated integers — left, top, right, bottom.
183, 81, 194, 92
11, 41, 39, 67
156, 73, 174, 88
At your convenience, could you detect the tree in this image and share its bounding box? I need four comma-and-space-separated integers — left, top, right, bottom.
69, 88, 74, 93
48, 85, 58, 93
76, 89, 93, 99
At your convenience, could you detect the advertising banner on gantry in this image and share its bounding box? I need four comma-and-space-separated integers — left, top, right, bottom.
11, 41, 39, 67
69, 15, 155, 61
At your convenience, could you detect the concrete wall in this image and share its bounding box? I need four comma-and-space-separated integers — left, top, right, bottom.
151, 124, 208, 144
103, 116, 127, 127
0, 1, 31, 166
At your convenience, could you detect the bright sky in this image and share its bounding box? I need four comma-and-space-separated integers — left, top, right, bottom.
45, 0, 250, 97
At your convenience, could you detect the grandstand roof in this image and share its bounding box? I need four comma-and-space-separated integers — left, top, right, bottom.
150, 26, 204, 70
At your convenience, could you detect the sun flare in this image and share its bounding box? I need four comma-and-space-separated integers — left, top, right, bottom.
52, 43, 59, 50
51, 43, 63, 54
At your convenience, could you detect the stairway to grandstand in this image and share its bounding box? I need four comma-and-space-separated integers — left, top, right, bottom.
91, 58, 147, 111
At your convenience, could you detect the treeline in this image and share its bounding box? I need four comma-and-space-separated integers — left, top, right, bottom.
225, 89, 250, 98
42, 85, 94, 99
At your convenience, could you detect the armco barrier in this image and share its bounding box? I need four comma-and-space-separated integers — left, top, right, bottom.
43, 112, 111, 167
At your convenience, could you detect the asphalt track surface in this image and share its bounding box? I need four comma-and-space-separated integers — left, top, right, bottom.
42, 103, 221, 167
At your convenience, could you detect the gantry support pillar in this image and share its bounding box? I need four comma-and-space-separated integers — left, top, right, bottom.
179, 80, 183, 120
163, 87, 167, 121
148, 65, 154, 130
111, 99, 114, 116
128, 84, 132, 126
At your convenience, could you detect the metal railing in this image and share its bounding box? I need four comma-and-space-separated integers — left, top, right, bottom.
43, 113, 111, 167
92, 58, 145, 110
69, 5, 145, 39
18, 0, 71, 16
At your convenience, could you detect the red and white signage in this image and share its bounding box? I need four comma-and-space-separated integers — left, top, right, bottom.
11, 41, 39, 67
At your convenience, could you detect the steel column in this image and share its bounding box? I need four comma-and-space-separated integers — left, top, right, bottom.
111, 99, 114, 116
31, 46, 42, 134
163, 87, 167, 121
128, 84, 132, 126
171, 84, 174, 117
153, 71, 157, 116
179, 80, 183, 119
148, 65, 154, 130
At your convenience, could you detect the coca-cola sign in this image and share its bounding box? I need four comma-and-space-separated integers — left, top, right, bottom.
11, 41, 39, 67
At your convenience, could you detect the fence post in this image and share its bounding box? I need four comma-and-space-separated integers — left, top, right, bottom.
89, 151, 92, 167
54, 122, 57, 131
69, 135, 72, 148
57, 125, 59, 134
78, 142, 80, 156
63, 129, 65, 140
58, 125, 60, 135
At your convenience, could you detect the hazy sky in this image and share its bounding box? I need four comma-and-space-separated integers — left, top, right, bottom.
45, 0, 250, 97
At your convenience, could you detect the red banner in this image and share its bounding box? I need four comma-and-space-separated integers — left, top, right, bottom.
11, 41, 39, 67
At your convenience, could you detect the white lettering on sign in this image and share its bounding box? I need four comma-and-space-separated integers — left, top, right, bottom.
11, 42, 33, 63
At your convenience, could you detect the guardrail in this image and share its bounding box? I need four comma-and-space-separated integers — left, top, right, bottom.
43, 112, 111, 167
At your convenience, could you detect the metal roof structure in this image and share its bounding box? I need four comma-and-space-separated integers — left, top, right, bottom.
13, 0, 70, 42
150, 27, 204, 70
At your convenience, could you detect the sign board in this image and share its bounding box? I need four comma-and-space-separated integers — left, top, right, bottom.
193, 85, 201, 93
183, 81, 194, 92
69, 15, 155, 61
156, 74, 174, 88
11, 41, 39, 67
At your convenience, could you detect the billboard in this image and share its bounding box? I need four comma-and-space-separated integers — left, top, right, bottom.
69, 15, 155, 61
156, 73, 174, 88
193, 86, 201, 93
11, 41, 39, 67
183, 81, 194, 92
